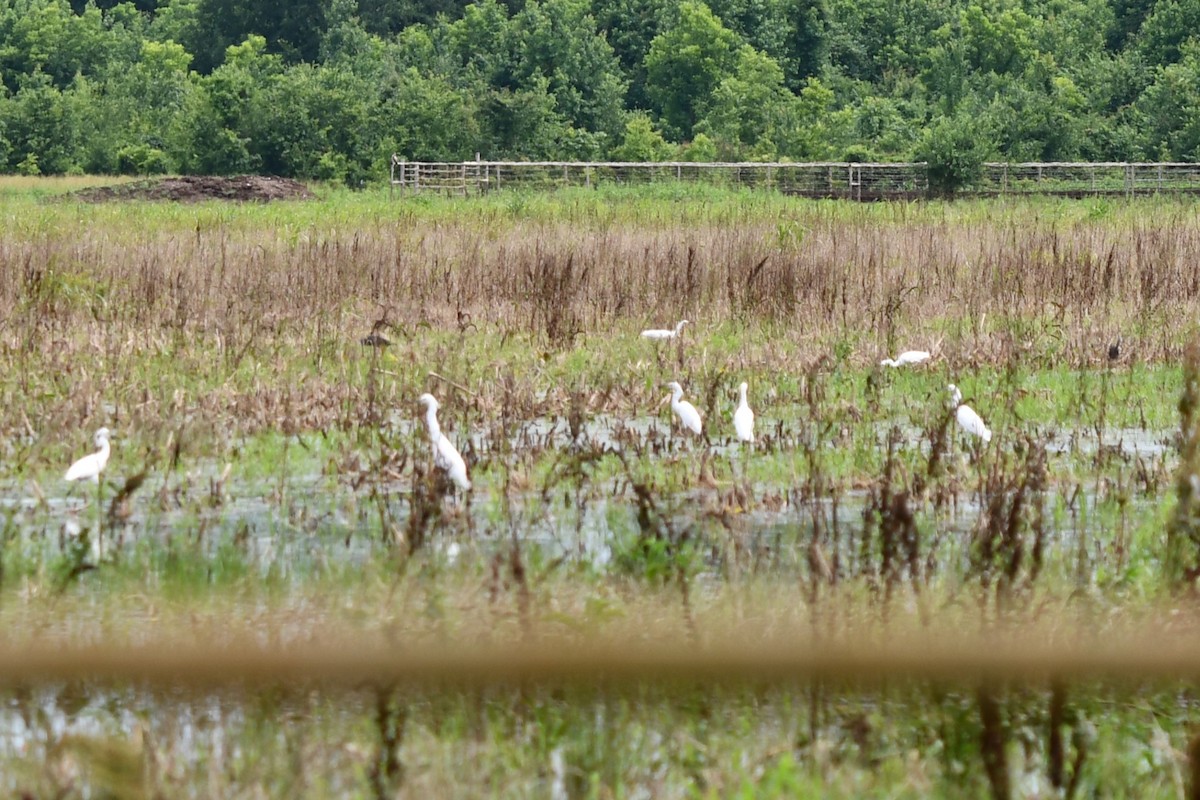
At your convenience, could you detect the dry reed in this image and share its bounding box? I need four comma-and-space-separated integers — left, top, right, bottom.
1, 201, 1196, 449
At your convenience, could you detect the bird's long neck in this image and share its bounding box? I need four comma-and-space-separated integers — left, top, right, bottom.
738, 385, 747, 405
96, 439, 110, 458
423, 408, 442, 441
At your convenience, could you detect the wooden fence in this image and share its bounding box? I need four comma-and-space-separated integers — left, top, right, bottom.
390, 156, 1200, 200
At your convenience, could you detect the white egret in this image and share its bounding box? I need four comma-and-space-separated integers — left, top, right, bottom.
65, 427, 111, 483
418, 393, 471, 491
948, 384, 991, 443
733, 381, 754, 442
881, 350, 932, 367
665, 381, 703, 436
641, 320, 689, 340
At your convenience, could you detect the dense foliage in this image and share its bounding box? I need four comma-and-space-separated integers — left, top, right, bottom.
1, 0, 1198, 181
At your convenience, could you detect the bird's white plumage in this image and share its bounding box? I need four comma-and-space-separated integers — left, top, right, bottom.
881, 350, 932, 367
733, 381, 754, 442
665, 381, 703, 435
65, 427, 111, 483
418, 393, 471, 490
641, 319, 689, 340
947, 384, 991, 442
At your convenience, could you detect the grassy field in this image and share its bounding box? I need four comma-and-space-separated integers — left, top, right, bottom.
2, 179, 1200, 797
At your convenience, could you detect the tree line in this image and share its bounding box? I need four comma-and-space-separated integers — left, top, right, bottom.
0, 0, 1196, 187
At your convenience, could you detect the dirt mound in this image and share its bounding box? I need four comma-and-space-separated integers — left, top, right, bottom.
69, 175, 314, 203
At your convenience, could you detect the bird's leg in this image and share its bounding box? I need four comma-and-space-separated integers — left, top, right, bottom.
95, 477, 104, 562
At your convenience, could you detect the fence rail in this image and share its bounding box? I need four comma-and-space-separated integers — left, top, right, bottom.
390, 156, 1200, 200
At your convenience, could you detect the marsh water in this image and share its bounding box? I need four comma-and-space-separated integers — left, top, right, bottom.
0, 400, 1180, 795
4, 412, 1175, 579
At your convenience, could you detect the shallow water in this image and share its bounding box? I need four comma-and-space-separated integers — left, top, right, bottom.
0, 415, 1182, 788
0, 412, 1176, 583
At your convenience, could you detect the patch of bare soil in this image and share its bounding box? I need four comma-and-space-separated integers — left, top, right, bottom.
68, 175, 314, 203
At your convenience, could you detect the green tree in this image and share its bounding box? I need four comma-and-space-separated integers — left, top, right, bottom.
986, 59, 1086, 161
589, 0, 672, 108
183, 0, 328, 72
780, 0, 827, 87
0, 0, 120, 90
960, 5, 1039, 76
678, 131, 717, 160
482, 77, 571, 157
825, 0, 952, 85
1135, 40, 1200, 160
610, 111, 672, 160
695, 45, 790, 158
445, 0, 519, 88
55, 34, 197, 174
377, 67, 481, 160
509, 0, 628, 138
356, 0, 477, 33
849, 95, 918, 159
177, 36, 279, 173
915, 110, 996, 196
644, 1, 740, 138
772, 76, 840, 158
1107, 0, 1155, 50
0, 71, 81, 173
320, 0, 387, 67
1137, 0, 1200, 66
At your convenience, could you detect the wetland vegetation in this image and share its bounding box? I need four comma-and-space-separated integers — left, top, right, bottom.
2, 180, 1200, 797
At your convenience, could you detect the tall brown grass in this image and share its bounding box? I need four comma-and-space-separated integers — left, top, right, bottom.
3, 208, 1196, 358
2, 199, 1196, 448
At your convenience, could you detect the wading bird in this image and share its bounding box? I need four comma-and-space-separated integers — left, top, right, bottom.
881, 350, 932, 367
948, 384, 991, 443
665, 381, 703, 436
360, 332, 391, 348
65, 427, 111, 483
1108, 336, 1122, 363
418, 393, 471, 491
641, 320, 689, 340
360, 318, 392, 348
733, 381, 754, 442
